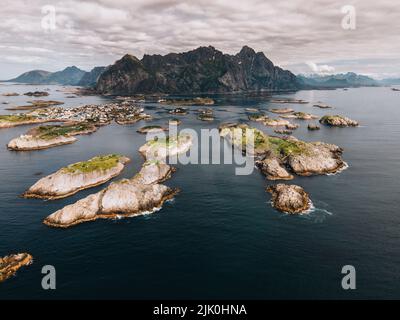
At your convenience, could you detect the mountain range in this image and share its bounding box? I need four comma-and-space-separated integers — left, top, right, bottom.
297, 72, 379, 88
4, 46, 398, 94
95, 46, 300, 94
7, 66, 105, 86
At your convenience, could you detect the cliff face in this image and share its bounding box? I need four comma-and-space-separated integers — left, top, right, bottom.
96, 46, 300, 95
78, 66, 106, 87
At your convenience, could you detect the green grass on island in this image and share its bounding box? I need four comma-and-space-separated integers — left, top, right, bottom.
320, 115, 343, 122
0, 114, 36, 123
226, 124, 307, 157
62, 154, 123, 174
36, 123, 93, 140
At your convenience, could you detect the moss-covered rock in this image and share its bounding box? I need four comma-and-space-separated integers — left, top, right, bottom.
320, 115, 359, 127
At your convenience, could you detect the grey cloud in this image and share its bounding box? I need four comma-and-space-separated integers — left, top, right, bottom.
0, 0, 399, 78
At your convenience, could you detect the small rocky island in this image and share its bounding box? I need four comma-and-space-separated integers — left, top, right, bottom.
320, 115, 359, 127
24, 154, 130, 199
0, 114, 52, 128
137, 125, 168, 134
220, 123, 346, 176
7, 122, 98, 151
0, 253, 33, 282
6, 100, 64, 111
267, 184, 311, 214
139, 133, 193, 161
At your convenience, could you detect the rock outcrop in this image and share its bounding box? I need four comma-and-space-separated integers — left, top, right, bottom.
96, 46, 300, 95
285, 142, 345, 176
0, 114, 52, 129
137, 126, 167, 134
256, 157, 294, 180
7, 122, 98, 151
267, 184, 311, 214
0, 253, 33, 282
24, 155, 130, 199
320, 115, 359, 127
139, 133, 193, 161
43, 161, 177, 228
263, 118, 291, 126
269, 108, 294, 114
220, 123, 346, 175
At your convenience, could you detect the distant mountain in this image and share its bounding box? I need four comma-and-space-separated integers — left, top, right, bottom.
96, 46, 300, 95
9, 70, 52, 84
298, 72, 379, 88
379, 78, 400, 85
78, 66, 107, 87
45, 66, 86, 85
8, 66, 88, 86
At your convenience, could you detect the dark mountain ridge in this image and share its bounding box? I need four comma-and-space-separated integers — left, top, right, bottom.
95, 46, 300, 95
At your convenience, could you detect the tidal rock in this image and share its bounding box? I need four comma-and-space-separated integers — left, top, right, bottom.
294, 112, 318, 120
256, 157, 293, 180
267, 184, 311, 214
24, 91, 49, 97
168, 107, 188, 115
313, 103, 331, 109
43, 161, 177, 228
320, 115, 359, 127
137, 125, 167, 134
0, 253, 33, 282
263, 118, 291, 126
269, 108, 294, 114
245, 108, 259, 112
307, 124, 320, 130
274, 129, 292, 135
1, 92, 20, 97
7, 123, 98, 151
24, 155, 130, 200
248, 114, 268, 122
285, 123, 299, 130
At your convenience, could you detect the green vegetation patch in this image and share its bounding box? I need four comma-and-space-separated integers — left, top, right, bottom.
36, 123, 93, 140
62, 154, 123, 174
268, 137, 307, 157
321, 115, 342, 122
0, 114, 36, 123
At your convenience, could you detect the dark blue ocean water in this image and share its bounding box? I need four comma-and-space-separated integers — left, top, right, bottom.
0, 83, 399, 299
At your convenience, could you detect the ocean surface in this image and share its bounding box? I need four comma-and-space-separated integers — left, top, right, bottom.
0, 83, 399, 299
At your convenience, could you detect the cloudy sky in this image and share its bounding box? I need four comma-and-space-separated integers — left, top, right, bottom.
0, 0, 399, 79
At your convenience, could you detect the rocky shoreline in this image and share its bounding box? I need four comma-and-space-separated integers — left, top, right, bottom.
7, 122, 98, 151
320, 115, 359, 127
0, 253, 33, 282
267, 184, 311, 214
24, 154, 130, 199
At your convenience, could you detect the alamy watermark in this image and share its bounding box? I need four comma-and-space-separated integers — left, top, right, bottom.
142, 125, 256, 176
